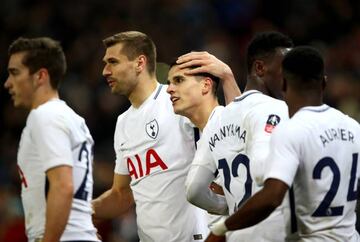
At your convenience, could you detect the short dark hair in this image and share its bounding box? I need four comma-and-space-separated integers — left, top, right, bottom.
246, 31, 293, 72
169, 60, 220, 95
103, 31, 157, 75
282, 46, 324, 90
8, 37, 67, 89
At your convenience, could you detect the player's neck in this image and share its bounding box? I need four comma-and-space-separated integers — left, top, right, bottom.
129, 73, 158, 108
244, 76, 266, 94
31, 87, 59, 109
288, 90, 323, 117
188, 99, 219, 131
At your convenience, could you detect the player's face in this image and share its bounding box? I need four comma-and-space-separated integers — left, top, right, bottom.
102, 43, 138, 96
263, 48, 291, 99
167, 65, 204, 116
4, 52, 37, 108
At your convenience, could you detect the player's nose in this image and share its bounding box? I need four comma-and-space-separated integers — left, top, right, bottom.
166, 82, 175, 94
102, 65, 111, 77
4, 76, 12, 89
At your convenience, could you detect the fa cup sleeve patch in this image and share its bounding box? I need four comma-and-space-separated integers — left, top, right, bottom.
265, 114, 281, 133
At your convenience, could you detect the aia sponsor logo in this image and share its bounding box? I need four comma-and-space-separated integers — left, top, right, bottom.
127, 148, 168, 180
17, 165, 28, 188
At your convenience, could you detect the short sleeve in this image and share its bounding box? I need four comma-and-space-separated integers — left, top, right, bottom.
191, 122, 217, 173
264, 121, 300, 187
114, 117, 129, 175
245, 104, 288, 185
31, 111, 73, 172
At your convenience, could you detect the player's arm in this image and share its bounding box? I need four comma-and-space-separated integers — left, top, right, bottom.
92, 173, 134, 219
176, 51, 241, 104
43, 165, 73, 242
246, 110, 287, 186
206, 178, 288, 241
186, 165, 228, 215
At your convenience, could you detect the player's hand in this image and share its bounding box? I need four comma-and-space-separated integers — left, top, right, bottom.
205, 232, 226, 242
96, 231, 102, 241
176, 51, 233, 81
210, 182, 225, 195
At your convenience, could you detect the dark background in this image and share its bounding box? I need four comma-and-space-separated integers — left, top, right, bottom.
1, 1, 360, 241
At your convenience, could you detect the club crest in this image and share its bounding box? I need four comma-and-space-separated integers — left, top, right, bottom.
146, 119, 159, 139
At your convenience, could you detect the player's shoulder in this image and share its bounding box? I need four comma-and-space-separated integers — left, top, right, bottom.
36, 100, 87, 133
209, 105, 224, 121
334, 108, 360, 135
259, 94, 287, 110
232, 90, 286, 109
276, 106, 323, 137
240, 92, 288, 119
202, 106, 224, 133
30, 99, 71, 123
331, 107, 360, 127
116, 106, 131, 123
271, 118, 302, 144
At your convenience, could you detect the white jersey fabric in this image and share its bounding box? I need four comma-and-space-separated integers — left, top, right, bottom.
17, 99, 99, 242
193, 90, 288, 241
201, 106, 226, 228
265, 104, 360, 242
114, 84, 208, 242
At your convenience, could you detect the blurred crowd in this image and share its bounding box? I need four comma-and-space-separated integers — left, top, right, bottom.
1, 0, 360, 241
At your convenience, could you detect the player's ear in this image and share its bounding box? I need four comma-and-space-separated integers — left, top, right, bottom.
322, 75, 327, 90
202, 77, 212, 95
136, 55, 147, 74
253, 60, 265, 77
33, 68, 50, 88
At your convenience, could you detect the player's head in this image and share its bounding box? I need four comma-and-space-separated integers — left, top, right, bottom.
166, 61, 219, 117
282, 46, 325, 101
4, 37, 66, 108
246, 31, 293, 99
102, 31, 157, 96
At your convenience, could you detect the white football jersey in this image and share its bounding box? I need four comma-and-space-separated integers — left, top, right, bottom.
265, 104, 360, 242
200, 106, 226, 228
193, 90, 288, 241
17, 99, 99, 242
114, 84, 208, 242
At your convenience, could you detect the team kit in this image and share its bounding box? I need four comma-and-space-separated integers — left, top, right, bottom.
5, 31, 360, 242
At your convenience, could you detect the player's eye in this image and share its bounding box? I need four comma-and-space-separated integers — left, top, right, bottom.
174, 77, 184, 84
109, 60, 118, 64
8, 69, 19, 76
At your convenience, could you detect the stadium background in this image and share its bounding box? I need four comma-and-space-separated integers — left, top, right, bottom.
0, 0, 360, 241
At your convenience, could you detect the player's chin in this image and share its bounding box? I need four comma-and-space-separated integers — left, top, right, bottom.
110, 86, 120, 94
111, 87, 126, 96
172, 105, 184, 116
14, 100, 24, 108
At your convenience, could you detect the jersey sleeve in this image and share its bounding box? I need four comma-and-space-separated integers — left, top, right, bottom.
264, 121, 300, 187
245, 104, 288, 185
191, 122, 217, 173
31, 110, 73, 172
114, 116, 129, 175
